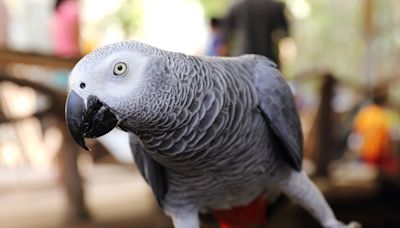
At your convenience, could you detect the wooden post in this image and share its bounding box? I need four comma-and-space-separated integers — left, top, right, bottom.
363, 0, 374, 90
53, 86, 90, 222
58, 119, 90, 222
304, 73, 339, 176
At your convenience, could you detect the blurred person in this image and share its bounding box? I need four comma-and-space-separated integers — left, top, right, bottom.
0, 0, 8, 48
352, 85, 400, 175
207, 17, 227, 56
222, 0, 289, 67
50, 0, 80, 57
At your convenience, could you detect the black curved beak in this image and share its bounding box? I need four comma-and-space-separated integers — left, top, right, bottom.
65, 90, 118, 151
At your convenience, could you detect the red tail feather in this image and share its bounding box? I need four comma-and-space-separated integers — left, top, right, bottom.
212, 197, 268, 228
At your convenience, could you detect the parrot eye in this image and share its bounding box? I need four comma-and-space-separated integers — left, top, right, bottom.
113, 62, 128, 76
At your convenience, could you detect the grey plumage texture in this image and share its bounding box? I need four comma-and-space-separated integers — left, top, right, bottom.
68, 41, 359, 228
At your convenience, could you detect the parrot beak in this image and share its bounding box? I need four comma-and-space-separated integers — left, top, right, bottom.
65, 90, 118, 151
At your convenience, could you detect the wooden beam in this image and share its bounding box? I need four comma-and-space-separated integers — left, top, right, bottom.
0, 48, 80, 69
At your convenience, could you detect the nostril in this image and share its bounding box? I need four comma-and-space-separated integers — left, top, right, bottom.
80, 82, 86, 89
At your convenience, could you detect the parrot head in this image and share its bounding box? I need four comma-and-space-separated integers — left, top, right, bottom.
65, 41, 173, 150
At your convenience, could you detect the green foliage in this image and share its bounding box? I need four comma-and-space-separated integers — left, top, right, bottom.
116, 0, 143, 38
99, 0, 143, 39
198, 0, 229, 19
285, 0, 364, 83
284, 0, 399, 87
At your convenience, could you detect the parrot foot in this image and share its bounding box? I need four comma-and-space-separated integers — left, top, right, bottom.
324, 220, 362, 228
166, 209, 200, 228
343, 221, 362, 228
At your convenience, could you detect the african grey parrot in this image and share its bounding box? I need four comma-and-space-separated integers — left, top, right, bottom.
65, 41, 359, 228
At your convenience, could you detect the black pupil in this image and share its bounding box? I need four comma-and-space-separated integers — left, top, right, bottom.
80, 82, 86, 89
117, 65, 123, 71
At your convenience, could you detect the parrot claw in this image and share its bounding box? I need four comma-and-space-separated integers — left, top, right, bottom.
324, 221, 361, 228
345, 221, 362, 228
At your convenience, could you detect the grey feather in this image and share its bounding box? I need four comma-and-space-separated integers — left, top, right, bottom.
251, 56, 303, 170
129, 133, 167, 206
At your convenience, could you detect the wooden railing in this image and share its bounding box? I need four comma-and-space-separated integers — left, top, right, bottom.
0, 48, 80, 69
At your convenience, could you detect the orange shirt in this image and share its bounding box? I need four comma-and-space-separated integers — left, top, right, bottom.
353, 105, 391, 165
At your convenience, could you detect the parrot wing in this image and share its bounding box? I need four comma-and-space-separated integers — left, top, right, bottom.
252, 57, 303, 171
129, 133, 168, 206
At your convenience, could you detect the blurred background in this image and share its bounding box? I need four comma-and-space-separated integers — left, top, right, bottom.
0, 0, 399, 227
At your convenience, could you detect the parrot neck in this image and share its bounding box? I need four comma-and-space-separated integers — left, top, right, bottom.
124, 56, 224, 172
